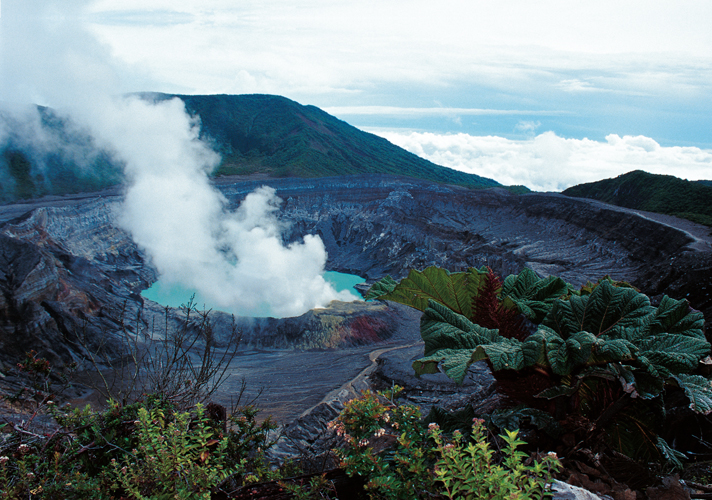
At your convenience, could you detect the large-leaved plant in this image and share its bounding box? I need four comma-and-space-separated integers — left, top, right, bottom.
368, 268, 711, 461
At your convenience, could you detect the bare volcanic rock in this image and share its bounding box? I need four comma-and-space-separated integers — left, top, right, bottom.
220, 174, 711, 322
0, 174, 709, 383
0, 198, 156, 371
211, 300, 398, 350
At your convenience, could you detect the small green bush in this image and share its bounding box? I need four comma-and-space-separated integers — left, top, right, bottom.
0, 351, 278, 499
108, 404, 238, 499
430, 419, 559, 499
332, 387, 560, 499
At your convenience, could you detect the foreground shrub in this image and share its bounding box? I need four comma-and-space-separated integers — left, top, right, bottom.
109, 404, 238, 499
0, 350, 275, 499
430, 420, 559, 500
332, 387, 560, 499
1, 397, 275, 499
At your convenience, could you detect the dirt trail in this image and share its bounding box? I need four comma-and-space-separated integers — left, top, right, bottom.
296, 340, 425, 419
213, 302, 423, 423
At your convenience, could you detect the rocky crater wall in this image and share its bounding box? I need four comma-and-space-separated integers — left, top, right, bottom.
0, 174, 709, 372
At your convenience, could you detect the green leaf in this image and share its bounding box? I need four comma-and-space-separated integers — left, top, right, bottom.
365, 275, 398, 300
520, 333, 549, 367
544, 280, 653, 339
420, 300, 500, 356
657, 436, 687, 470
638, 334, 711, 375
413, 348, 481, 383
475, 340, 530, 372
414, 303, 500, 384
673, 374, 712, 414
374, 266, 486, 317
501, 268, 569, 323
543, 330, 597, 376
646, 295, 705, 340
592, 338, 638, 363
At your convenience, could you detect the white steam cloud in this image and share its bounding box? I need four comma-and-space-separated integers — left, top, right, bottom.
375, 130, 712, 192
1, 0, 355, 318
109, 96, 355, 317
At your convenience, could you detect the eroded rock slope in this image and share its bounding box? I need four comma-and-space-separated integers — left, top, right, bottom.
0, 174, 709, 374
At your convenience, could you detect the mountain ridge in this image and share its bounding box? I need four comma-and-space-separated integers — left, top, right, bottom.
563, 169, 712, 227
0, 94, 511, 202
153, 93, 505, 189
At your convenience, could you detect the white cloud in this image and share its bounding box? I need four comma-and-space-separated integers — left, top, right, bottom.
557, 79, 607, 93
77, 1, 712, 105
514, 120, 541, 136
374, 130, 712, 192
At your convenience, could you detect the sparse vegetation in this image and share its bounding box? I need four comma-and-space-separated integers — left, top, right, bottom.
78, 298, 241, 409
331, 386, 559, 499
0, 337, 275, 499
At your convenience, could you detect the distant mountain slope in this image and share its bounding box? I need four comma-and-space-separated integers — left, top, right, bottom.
0, 107, 123, 202
162, 93, 502, 189
563, 170, 712, 227
0, 94, 507, 202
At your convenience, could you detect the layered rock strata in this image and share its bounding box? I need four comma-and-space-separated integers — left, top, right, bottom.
0, 174, 709, 403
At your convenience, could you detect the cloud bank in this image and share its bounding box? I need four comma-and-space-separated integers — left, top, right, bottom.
374, 130, 712, 192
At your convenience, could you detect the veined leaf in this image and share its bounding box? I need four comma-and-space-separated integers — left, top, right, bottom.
500, 268, 569, 323
416, 301, 534, 383
544, 280, 653, 339
638, 334, 711, 375
373, 266, 486, 317
365, 275, 398, 300
646, 295, 705, 340
635, 353, 666, 379
543, 329, 597, 376
475, 339, 530, 372
520, 333, 549, 367
413, 348, 481, 384
657, 436, 687, 470
592, 338, 638, 363
413, 340, 532, 385
673, 374, 712, 414
420, 300, 500, 356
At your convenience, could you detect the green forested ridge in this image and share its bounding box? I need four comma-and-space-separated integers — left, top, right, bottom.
168, 93, 503, 189
563, 169, 712, 227
0, 106, 125, 202
0, 94, 510, 202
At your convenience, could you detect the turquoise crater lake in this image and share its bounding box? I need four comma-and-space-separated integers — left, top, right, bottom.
141, 271, 365, 318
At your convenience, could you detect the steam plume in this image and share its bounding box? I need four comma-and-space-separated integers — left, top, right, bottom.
0, 0, 355, 318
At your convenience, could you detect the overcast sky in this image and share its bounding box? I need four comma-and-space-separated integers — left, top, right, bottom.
2, 0, 711, 191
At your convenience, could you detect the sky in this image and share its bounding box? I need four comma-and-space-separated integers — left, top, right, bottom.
2, 0, 712, 191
